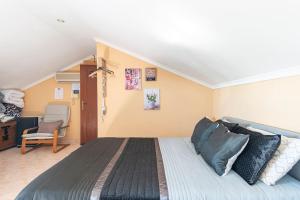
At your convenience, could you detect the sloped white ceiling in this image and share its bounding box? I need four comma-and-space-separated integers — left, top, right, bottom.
1, 0, 300, 89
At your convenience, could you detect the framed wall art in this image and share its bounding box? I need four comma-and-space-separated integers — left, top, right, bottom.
125, 68, 142, 90
145, 68, 157, 81
144, 88, 160, 110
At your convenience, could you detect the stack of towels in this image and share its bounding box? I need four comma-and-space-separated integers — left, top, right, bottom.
0, 89, 24, 122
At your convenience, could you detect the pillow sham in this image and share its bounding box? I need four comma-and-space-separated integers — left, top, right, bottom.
199, 124, 249, 176
248, 126, 300, 185
248, 126, 300, 182
232, 126, 281, 185
259, 135, 300, 185
216, 119, 239, 132
191, 117, 214, 145
193, 122, 219, 154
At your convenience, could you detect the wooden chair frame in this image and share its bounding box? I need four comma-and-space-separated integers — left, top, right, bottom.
21, 126, 70, 154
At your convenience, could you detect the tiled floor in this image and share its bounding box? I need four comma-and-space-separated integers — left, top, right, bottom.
0, 145, 80, 200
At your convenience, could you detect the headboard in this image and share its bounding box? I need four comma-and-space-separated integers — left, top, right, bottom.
223, 116, 300, 139
222, 116, 300, 181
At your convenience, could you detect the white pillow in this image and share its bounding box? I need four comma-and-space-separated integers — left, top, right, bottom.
247, 126, 300, 185
223, 138, 249, 176
260, 135, 300, 185
222, 118, 230, 123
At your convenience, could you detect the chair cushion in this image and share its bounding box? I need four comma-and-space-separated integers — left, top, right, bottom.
22, 133, 54, 139
43, 104, 70, 127
38, 120, 63, 133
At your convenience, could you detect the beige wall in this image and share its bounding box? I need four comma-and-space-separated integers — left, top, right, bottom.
97, 43, 213, 137
213, 75, 300, 132
23, 42, 300, 139
23, 43, 213, 142
23, 65, 81, 144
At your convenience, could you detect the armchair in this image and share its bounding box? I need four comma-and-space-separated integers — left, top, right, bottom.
21, 104, 70, 154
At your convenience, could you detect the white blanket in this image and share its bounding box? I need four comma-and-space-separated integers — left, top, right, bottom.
158, 137, 300, 200
1, 89, 24, 98
1, 89, 24, 108
2, 96, 24, 108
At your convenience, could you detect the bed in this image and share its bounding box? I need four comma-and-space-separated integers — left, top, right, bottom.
16, 118, 300, 200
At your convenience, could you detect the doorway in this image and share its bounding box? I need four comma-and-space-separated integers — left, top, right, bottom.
80, 64, 98, 145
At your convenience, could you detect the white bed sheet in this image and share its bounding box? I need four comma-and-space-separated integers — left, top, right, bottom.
158, 137, 300, 200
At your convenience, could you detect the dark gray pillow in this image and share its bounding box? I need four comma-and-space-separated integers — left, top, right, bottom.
232, 126, 281, 185
216, 119, 239, 132
194, 123, 219, 154
199, 124, 249, 176
191, 117, 214, 145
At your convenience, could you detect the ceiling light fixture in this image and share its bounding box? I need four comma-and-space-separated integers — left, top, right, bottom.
57, 18, 65, 23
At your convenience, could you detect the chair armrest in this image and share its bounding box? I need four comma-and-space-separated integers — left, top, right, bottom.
23, 127, 39, 135
58, 125, 70, 130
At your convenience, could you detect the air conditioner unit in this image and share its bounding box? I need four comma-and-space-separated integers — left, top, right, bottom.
55, 72, 80, 82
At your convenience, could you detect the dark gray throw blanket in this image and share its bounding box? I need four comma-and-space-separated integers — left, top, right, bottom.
3, 103, 22, 117
16, 138, 168, 200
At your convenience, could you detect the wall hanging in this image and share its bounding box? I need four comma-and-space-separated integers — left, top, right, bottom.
145, 68, 157, 81
89, 57, 115, 120
125, 68, 142, 90
144, 88, 160, 110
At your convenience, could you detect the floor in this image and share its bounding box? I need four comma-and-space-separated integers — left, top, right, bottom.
0, 144, 80, 200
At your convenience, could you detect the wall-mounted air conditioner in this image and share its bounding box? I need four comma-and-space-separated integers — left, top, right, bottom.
55, 72, 80, 82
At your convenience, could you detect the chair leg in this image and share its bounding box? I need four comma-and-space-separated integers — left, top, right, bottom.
52, 130, 58, 153
21, 138, 26, 154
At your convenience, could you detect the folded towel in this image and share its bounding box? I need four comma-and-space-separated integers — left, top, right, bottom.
0, 91, 4, 102
1, 89, 25, 98
2, 96, 24, 108
0, 116, 15, 123
0, 113, 15, 123
0, 102, 6, 113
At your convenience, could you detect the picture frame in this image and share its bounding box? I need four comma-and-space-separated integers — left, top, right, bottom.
144, 88, 160, 110
125, 68, 142, 90
145, 68, 157, 81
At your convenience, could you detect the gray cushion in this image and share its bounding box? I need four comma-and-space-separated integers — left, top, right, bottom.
43, 104, 70, 127
38, 120, 63, 133
191, 117, 214, 145
199, 124, 250, 176
216, 119, 239, 132
193, 123, 219, 154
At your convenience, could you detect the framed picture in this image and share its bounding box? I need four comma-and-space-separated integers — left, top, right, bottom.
144, 88, 160, 110
125, 68, 142, 90
145, 68, 157, 81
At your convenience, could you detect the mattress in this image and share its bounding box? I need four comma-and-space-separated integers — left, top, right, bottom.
16, 137, 300, 200
159, 137, 300, 200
